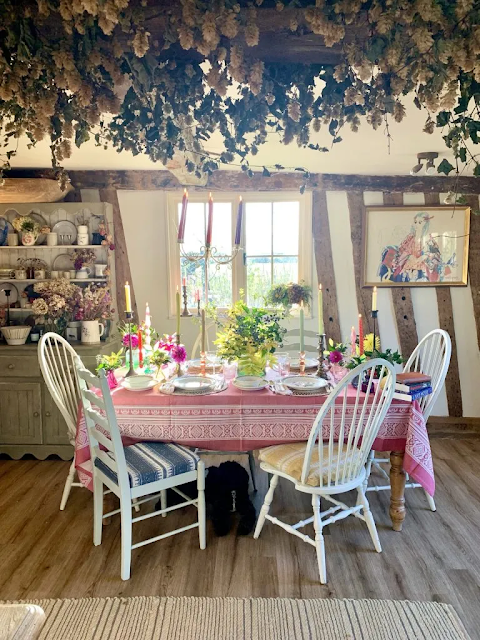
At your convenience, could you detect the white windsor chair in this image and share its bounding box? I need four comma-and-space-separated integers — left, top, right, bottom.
283, 327, 319, 354
365, 329, 451, 512
38, 333, 84, 510
254, 358, 396, 583
75, 358, 206, 580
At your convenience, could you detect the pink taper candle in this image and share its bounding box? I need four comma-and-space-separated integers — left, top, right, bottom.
206, 192, 214, 246
350, 325, 356, 356
358, 314, 364, 355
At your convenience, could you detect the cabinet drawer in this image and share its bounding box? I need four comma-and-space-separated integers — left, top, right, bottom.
0, 356, 40, 377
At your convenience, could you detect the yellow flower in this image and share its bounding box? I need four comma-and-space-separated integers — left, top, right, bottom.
363, 333, 380, 353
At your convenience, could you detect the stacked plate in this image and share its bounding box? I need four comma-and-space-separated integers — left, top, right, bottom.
173, 375, 216, 394
233, 376, 268, 391
282, 375, 329, 395
122, 375, 157, 392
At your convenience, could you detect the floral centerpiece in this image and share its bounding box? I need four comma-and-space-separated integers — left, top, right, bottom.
96, 349, 124, 389
12, 215, 40, 246
149, 347, 172, 381
77, 283, 114, 322
209, 298, 286, 377
32, 279, 82, 334
155, 333, 187, 366
265, 282, 312, 311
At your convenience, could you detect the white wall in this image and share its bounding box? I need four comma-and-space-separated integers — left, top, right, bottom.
117, 189, 480, 418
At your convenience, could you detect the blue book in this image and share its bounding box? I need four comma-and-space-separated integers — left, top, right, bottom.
393, 386, 432, 402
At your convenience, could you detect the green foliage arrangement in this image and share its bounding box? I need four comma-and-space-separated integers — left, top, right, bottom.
265, 282, 312, 309
209, 297, 286, 374
0, 0, 479, 184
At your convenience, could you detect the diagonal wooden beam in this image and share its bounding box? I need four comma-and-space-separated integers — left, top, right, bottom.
347, 191, 373, 335
424, 192, 463, 417
465, 195, 480, 351
312, 190, 341, 344
99, 188, 138, 320
383, 192, 418, 359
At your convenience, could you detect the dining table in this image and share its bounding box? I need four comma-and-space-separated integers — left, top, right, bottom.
75, 378, 435, 532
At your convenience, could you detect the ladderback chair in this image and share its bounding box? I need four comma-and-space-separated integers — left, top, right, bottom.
38, 333, 84, 510
254, 359, 396, 583
366, 329, 451, 511
75, 357, 206, 580
284, 327, 318, 354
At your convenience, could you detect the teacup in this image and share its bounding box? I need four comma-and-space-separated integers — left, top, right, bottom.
14, 269, 27, 280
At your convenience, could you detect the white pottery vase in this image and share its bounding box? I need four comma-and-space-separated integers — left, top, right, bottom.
81, 320, 105, 344
76, 267, 91, 280
21, 231, 37, 246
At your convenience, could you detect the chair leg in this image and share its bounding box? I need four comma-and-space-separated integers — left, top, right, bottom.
254, 473, 278, 539
160, 489, 167, 517
425, 490, 436, 512
60, 460, 77, 511
93, 474, 103, 546
357, 487, 382, 553
312, 494, 327, 584
120, 500, 133, 581
248, 451, 257, 492
197, 460, 206, 550
363, 450, 375, 493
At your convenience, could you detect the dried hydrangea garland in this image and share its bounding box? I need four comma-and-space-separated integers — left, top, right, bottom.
0, 0, 479, 181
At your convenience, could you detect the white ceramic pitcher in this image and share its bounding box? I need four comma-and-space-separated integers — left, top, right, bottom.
81, 320, 105, 344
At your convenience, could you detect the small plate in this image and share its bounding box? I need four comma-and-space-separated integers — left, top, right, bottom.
282, 375, 328, 392
233, 376, 268, 391
122, 375, 156, 392
52, 219, 77, 245
290, 357, 319, 370
173, 375, 214, 392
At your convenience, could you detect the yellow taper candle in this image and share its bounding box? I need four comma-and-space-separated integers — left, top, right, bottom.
124, 282, 132, 313
201, 309, 206, 353
318, 283, 324, 334
372, 286, 378, 312
176, 285, 181, 337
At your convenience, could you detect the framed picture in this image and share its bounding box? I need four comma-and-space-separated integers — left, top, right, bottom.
363, 206, 470, 287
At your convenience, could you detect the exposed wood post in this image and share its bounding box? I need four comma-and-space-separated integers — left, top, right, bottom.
99, 188, 138, 320
424, 192, 463, 417
347, 191, 373, 334
465, 195, 480, 351
312, 190, 341, 344
383, 192, 418, 359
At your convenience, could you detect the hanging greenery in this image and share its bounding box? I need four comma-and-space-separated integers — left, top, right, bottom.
1, 0, 480, 185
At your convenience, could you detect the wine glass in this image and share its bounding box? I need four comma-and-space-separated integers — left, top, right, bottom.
275, 351, 291, 378
206, 351, 221, 376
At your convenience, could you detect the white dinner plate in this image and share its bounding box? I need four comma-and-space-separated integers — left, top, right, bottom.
282, 375, 329, 392
173, 375, 214, 392
233, 376, 268, 391
0, 282, 19, 306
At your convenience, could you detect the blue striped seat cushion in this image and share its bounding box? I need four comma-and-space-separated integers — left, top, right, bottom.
94, 442, 199, 488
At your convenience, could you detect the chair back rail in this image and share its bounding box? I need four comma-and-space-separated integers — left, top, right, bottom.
284, 328, 318, 353
191, 321, 215, 360
402, 329, 451, 420
75, 358, 130, 494
301, 359, 396, 489
38, 333, 83, 443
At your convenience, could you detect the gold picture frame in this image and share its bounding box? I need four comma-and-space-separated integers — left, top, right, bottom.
362, 205, 470, 287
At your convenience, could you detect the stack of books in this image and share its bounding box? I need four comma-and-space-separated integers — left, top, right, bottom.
392, 372, 432, 402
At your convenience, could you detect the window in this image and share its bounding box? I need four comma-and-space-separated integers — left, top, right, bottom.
167, 191, 312, 312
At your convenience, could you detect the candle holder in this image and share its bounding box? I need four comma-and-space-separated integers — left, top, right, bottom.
125, 311, 137, 378
372, 310, 378, 356
299, 351, 306, 376
197, 298, 201, 317
4, 289, 11, 326
181, 285, 192, 317
200, 350, 206, 377
315, 333, 329, 379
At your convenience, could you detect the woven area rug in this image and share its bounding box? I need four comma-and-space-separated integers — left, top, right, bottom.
8, 596, 470, 640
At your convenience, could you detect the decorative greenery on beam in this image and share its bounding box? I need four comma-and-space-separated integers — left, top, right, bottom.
0, 0, 480, 186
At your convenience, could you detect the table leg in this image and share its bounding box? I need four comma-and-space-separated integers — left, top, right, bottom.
389, 451, 406, 532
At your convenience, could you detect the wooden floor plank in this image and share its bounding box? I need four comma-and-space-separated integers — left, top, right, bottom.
1, 446, 480, 637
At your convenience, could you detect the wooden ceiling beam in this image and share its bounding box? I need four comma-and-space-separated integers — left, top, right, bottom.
4, 168, 480, 194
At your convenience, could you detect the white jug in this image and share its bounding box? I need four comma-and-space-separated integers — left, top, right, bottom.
81, 320, 105, 344
76, 267, 91, 280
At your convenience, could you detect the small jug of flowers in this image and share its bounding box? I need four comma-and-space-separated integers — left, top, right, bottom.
12, 215, 40, 246
96, 349, 124, 389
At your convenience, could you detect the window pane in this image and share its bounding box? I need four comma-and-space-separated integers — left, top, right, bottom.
273, 202, 299, 255
181, 202, 205, 254
272, 256, 298, 285
211, 202, 232, 255
208, 261, 232, 308
181, 257, 205, 303
245, 203, 272, 256
246, 257, 271, 307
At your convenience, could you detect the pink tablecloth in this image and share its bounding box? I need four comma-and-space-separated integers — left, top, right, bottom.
75, 384, 435, 496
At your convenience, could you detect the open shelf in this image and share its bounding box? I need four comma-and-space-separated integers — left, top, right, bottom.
0, 278, 108, 283
0, 245, 104, 250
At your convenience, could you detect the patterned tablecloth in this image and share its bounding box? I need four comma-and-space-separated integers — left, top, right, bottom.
75, 383, 435, 496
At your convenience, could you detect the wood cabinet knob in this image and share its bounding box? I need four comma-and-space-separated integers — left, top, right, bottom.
33, 411, 39, 417
7, 363, 14, 369
45, 412, 51, 417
